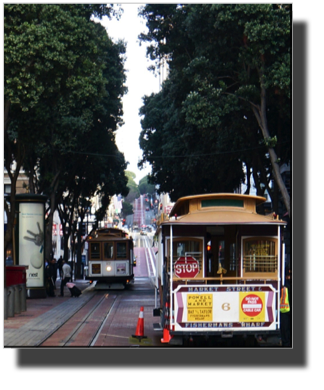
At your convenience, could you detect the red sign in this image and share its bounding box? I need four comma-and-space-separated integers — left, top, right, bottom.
174, 256, 199, 278
241, 294, 263, 317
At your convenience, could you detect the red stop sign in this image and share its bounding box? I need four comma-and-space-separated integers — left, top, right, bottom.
174, 256, 200, 278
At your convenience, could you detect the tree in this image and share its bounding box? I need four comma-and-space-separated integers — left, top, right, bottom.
4, 4, 128, 262
121, 201, 133, 219
138, 175, 156, 195
138, 4, 291, 214
139, 75, 245, 200
125, 171, 140, 203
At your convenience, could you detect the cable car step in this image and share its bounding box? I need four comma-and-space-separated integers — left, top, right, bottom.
153, 323, 163, 331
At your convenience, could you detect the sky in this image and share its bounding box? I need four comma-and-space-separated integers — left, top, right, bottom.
99, 4, 161, 184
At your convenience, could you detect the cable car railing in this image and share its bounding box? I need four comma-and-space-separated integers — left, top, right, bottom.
243, 255, 278, 273
167, 253, 279, 285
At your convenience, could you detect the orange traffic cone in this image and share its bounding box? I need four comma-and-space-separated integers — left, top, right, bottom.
132, 306, 147, 341
161, 302, 173, 343
161, 328, 172, 343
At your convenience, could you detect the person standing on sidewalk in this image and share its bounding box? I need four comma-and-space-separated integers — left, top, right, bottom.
49, 257, 57, 288
60, 259, 71, 297
45, 260, 55, 297
57, 256, 63, 279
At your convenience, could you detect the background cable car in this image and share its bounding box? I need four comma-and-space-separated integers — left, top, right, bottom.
86, 227, 135, 290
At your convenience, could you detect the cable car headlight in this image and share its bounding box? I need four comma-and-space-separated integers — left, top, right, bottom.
106, 265, 112, 272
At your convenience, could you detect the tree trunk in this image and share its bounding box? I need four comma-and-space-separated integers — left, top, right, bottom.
251, 67, 291, 217
44, 171, 61, 261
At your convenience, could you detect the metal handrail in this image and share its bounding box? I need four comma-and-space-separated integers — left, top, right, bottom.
172, 275, 279, 285
243, 255, 278, 272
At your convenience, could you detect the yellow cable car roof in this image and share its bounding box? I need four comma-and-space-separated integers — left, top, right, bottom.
162, 193, 286, 225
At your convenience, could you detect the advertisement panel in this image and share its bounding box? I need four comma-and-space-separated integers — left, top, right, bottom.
174, 285, 276, 332
18, 203, 45, 287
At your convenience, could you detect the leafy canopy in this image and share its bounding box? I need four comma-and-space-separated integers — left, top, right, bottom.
138, 4, 291, 203
4, 4, 129, 258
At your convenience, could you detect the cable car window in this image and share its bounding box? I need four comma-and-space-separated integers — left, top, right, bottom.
167, 238, 203, 276
243, 238, 277, 273
104, 242, 114, 259
175, 240, 200, 256
90, 243, 100, 259
201, 199, 243, 208
116, 242, 127, 259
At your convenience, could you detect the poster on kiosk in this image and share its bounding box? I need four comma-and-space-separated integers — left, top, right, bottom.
16, 194, 47, 297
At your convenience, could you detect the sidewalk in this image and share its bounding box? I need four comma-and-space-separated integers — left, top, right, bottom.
4, 278, 164, 348
4, 278, 93, 347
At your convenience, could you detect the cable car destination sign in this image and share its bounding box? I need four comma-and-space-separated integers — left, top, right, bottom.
173, 285, 275, 331
174, 256, 200, 278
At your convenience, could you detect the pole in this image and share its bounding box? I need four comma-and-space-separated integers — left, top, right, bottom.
170, 224, 173, 331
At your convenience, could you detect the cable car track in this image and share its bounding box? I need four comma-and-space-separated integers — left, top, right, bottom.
39, 292, 118, 347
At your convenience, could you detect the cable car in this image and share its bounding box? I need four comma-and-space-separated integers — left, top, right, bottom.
86, 227, 134, 289
154, 193, 288, 345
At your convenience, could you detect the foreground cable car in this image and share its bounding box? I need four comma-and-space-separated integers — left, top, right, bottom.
86, 227, 134, 289
154, 193, 288, 345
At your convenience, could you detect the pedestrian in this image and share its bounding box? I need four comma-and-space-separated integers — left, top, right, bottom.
45, 260, 55, 297
60, 259, 72, 297
280, 267, 291, 347
49, 257, 57, 288
57, 256, 63, 279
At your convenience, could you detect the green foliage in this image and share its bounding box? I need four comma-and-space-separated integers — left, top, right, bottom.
263, 136, 278, 148
138, 4, 291, 201
125, 171, 140, 203
121, 201, 133, 218
4, 4, 129, 256
138, 175, 155, 195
